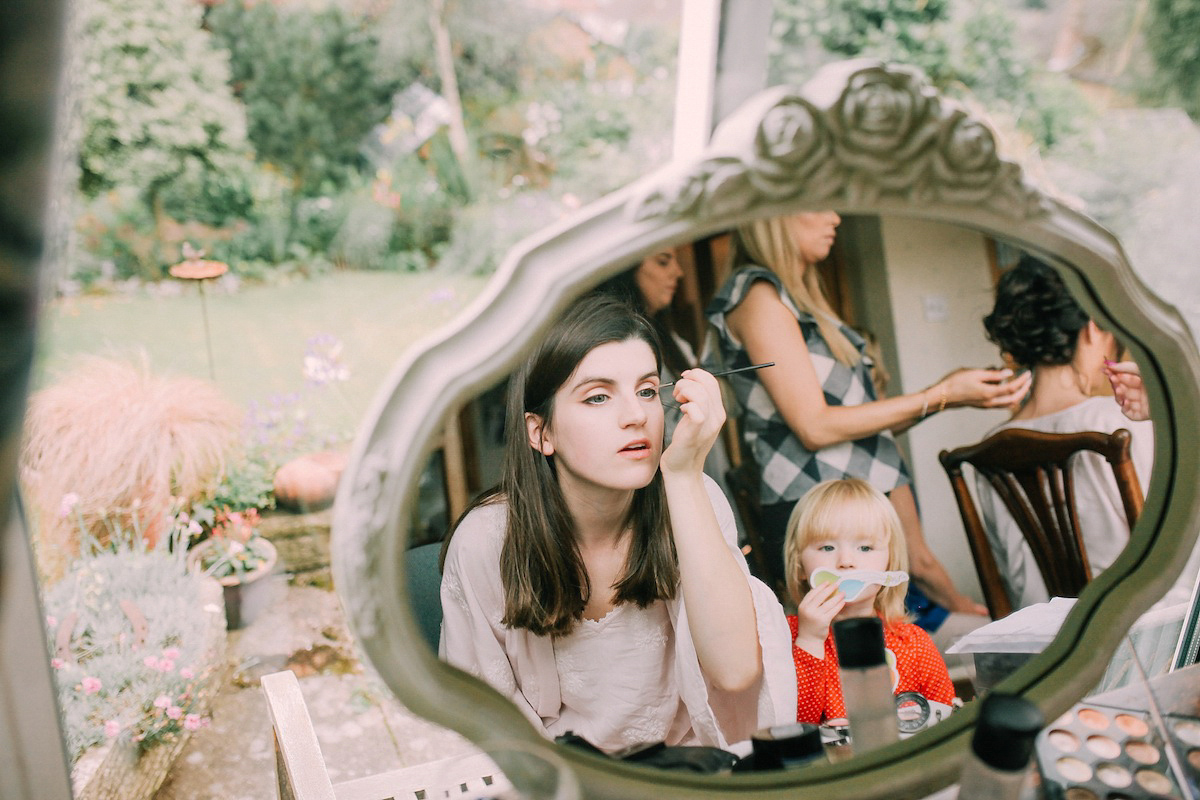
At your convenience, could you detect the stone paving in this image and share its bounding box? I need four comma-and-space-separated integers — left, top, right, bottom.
153, 578, 478, 799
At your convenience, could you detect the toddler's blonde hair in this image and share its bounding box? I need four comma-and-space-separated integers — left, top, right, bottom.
783, 478, 911, 625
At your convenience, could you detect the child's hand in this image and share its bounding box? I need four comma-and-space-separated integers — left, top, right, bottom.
794, 580, 845, 659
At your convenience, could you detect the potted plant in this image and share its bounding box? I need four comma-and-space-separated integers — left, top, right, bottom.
41, 509, 226, 800
185, 507, 277, 629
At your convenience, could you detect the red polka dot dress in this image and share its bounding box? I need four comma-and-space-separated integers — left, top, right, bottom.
787, 614, 956, 724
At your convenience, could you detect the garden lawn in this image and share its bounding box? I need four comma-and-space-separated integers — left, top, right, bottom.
34, 271, 491, 436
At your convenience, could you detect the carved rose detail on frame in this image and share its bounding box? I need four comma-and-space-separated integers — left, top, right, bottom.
756, 98, 832, 175
629, 61, 1049, 222
748, 97, 842, 200
832, 65, 938, 191
929, 111, 1003, 199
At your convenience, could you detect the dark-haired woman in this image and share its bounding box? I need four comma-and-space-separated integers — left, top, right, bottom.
982, 255, 1166, 609
439, 294, 795, 753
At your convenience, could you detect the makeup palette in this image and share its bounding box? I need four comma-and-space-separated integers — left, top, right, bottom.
1035, 701, 1200, 799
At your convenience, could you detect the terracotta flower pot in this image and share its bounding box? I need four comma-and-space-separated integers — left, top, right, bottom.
273, 450, 348, 513
186, 538, 278, 630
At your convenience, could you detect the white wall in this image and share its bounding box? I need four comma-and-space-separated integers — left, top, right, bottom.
878, 217, 1016, 603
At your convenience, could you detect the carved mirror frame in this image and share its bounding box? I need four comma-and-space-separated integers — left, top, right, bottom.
332, 60, 1200, 798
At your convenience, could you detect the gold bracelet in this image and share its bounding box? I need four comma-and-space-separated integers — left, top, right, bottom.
937, 390, 948, 414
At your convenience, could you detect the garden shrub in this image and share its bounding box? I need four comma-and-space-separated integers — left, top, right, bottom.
207, 1, 400, 199
214, 170, 343, 272
21, 356, 241, 583
436, 190, 571, 275
769, 0, 1092, 151
70, 0, 255, 235
1143, 0, 1200, 120
72, 188, 248, 285
43, 524, 217, 762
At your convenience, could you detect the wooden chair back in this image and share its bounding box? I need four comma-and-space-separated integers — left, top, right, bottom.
939, 427, 1143, 620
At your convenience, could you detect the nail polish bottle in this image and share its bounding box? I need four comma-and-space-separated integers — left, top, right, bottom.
832, 616, 898, 754
957, 693, 1043, 800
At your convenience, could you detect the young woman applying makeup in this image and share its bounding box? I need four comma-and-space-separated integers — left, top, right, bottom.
705, 212, 1032, 636
439, 294, 794, 754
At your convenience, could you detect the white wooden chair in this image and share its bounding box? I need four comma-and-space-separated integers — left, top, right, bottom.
261, 670, 511, 800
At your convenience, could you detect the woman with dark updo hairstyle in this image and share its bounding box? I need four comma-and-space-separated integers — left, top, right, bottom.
980, 254, 1164, 609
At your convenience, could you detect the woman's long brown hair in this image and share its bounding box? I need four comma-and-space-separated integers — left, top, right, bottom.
442, 294, 679, 637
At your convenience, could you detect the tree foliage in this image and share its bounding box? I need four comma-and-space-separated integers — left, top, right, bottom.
72, 0, 254, 227
773, 0, 953, 81
770, 0, 1089, 148
1143, 0, 1200, 119
206, 1, 400, 197
374, 0, 535, 126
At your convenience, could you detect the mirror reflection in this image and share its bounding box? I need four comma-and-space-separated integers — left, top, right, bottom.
414, 212, 1195, 772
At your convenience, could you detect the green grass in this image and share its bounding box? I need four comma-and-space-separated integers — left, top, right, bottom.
34, 271, 491, 436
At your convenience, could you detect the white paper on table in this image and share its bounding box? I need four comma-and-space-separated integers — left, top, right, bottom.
945, 597, 1077, 654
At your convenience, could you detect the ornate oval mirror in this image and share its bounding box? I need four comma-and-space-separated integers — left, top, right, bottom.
332, 60, 1200, 797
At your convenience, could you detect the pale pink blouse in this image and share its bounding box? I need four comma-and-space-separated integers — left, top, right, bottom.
439, 475, 796, 752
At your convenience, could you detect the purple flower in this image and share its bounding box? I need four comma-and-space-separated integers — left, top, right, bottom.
427, 286, 456, 304
303, 334, 350, 385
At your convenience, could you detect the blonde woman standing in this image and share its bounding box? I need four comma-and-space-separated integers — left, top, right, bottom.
704, 212, 1031, 635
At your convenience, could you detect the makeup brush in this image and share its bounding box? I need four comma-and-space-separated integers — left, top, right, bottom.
658, 362, 775, 390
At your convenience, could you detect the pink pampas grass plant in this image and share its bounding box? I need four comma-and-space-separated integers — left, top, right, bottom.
20, 354, 240, 582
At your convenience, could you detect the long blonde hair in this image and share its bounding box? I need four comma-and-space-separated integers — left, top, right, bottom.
783, 478, 911, 626
730, 216, 860, 368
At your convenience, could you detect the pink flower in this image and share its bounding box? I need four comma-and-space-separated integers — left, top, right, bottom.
166, 706, 183, 720
180, 667, 195, 680
158, 659, 176, 672
183, 714, 203, 731
81, 676, 102, 694
143, 655, 158, 668
46, 615, 58, 628
58, 493, 80, 519
153, 694, 171, 709
163, 647, 181, 660
104, 720, 120, 738
50, 658, 65, 670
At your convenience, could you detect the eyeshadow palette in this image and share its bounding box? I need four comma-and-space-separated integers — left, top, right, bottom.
1035, 701, 1200, 799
